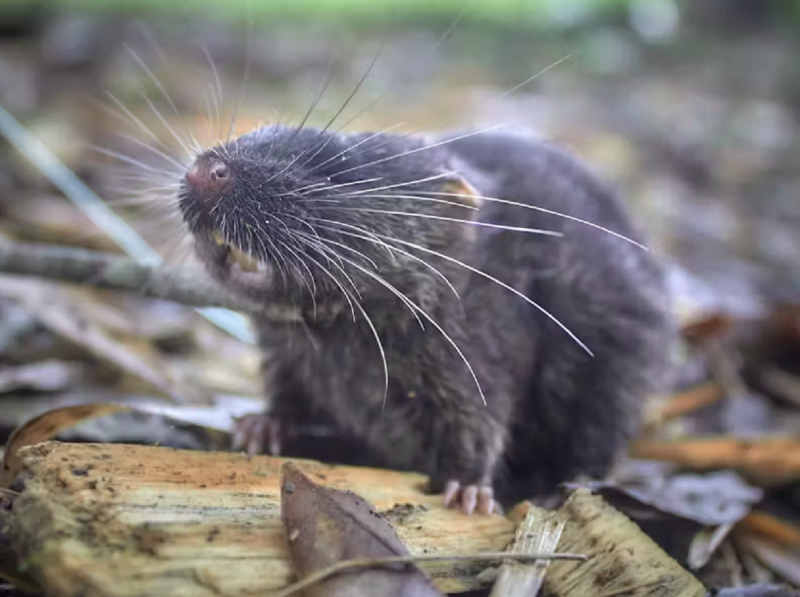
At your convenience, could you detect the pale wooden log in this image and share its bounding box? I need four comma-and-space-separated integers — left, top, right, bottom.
539, 490, 707, 597
6, 441, 516, 597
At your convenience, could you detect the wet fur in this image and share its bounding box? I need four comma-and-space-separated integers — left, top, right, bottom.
179, 125, 675, 508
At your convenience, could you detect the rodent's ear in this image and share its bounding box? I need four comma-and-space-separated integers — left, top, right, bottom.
437, 174, 483, 247
439, 175, 482, 211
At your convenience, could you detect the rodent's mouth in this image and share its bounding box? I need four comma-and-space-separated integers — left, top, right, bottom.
208, 231, 270, 282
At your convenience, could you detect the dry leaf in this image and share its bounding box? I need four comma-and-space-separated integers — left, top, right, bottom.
767, 304, 800, 345
0, 403, 130, 488
603, 469, 763, 527
682, 312, 735, 345
600, 460, 762, 570
279, 461, 444, 597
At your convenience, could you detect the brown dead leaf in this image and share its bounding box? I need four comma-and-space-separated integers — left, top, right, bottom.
682, 312, 735, 345
767, 303, 800, 345
0, 403, 130, 488
629, 436, 800, 485
279, 461, 444, 597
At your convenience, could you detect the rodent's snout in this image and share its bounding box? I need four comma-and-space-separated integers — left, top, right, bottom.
185, 155, 230, 196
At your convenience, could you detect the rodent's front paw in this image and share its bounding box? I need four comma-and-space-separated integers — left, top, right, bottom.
441, 480, 498, 515
232, 413, 292, 457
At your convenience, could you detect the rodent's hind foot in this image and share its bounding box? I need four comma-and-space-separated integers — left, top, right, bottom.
232, 413, 292, 457
443, 480, 498, 515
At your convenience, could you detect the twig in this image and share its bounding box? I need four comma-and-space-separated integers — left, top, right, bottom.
0, 103, 253, 343
490, 507, 566, 597
271, 551, 588, 597
0, 239, 300, 322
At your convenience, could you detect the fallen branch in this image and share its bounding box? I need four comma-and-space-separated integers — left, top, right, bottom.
0, 239, 297, 320
6, 442, 519, 596
273, 552, 589, 597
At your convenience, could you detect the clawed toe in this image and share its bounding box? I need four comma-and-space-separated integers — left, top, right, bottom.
442, 480, 497, 515
232, 414, 287, 457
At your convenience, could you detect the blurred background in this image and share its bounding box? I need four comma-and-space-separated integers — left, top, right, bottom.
2, 0, 800, 592
0, 0, 799, 457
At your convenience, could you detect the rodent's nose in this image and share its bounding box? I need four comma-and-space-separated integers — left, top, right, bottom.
185, 156, 230, 194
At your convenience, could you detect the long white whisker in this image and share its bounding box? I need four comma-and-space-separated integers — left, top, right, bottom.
330, 124, 507, 179
310, 240, 486, 406
300, 192, 474, 212
286, 45, 384, 178
202, 46, 223, 138
141, 95, 194, 159
294, 176, 384, 196
478, 54, 573, 109
275, 236, 317, 301
372, 231, 593, 356
227, 10, 253, 143
104, 93, 172, 154
296, 236, 359, 320
318, 207, 564, 237
421, 191, 649, 250
116, 133, 187, 170
124, 43, 182, 118
307, 250, 389, 407
303, 232, 423, 330
308, 122, 408, 173
265, 155, 301, 184
304, 215, 394, 261
335, 171, 455, 196
309, 218, 462, 300
92, 146, 180, 177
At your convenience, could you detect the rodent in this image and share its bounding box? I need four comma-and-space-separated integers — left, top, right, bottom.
178, 124, 675, 515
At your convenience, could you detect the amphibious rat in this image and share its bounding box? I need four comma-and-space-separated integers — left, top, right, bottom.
178, 125, 675, 515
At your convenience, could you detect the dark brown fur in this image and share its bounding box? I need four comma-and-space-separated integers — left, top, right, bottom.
178, 125, 675, 512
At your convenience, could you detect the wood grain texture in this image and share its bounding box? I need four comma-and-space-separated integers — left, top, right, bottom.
541, 490, 707, 597
6, 442, 515, 597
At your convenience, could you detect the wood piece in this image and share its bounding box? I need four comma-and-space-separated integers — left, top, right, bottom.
629, 436, 800, 485
540, 490, 707, 597
489, 502, 564, 596
6, 442, 515, 597
737, 511, 800, 551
